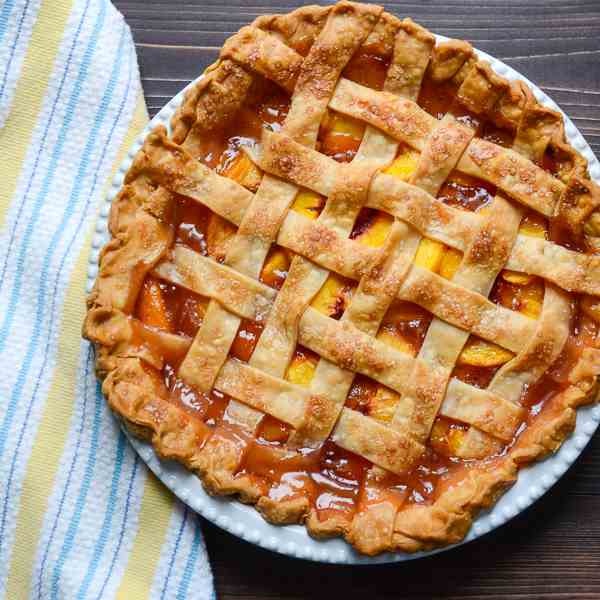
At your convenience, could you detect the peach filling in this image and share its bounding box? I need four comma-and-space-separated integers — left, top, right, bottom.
129, 57, 597, 521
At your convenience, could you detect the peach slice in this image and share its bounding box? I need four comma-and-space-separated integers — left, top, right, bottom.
494, 277, 544, 320
206, 213, 236, 262
439, 247, 463, 280
137, 277, 174, 332
285, 350, 318, 387
258, 415, 290, 443
520, 211, 548, 239
429, 419, 449, 454
322, 110, 366, 139
384, 149, 419, 181
458, 337, 515, 367
377, 301, 430, 357
261, 246, 291, 289
414, 238, 445, 273
415, 239, 462, 279
310, 273, 354, 318
502, 270, 533, 285
376, 328, 415, 356
447, 427, 468, 456
320, 111, 365, 159
221, 152, 262, 191
291, 190, 324, 220
367, 386, 400, 423
459, 224, 545, 361
354, 211, 393, 248
430, 418, 468, 457
230, 319, 263, 362
518, 279, 544, 319
502, 213, 548, 285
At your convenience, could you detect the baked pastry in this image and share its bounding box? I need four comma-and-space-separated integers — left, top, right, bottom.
84, 1, 600, 555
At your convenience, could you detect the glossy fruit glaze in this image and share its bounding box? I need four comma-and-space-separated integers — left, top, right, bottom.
131, 53, 597, 520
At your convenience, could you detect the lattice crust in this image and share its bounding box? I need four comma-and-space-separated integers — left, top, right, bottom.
84, 1, 600, 556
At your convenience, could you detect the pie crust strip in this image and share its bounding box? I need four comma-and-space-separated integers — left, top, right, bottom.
152, 245, 276, 321
394, 203, 525, 449
250, 130, 600, 296
249, 15, 431, 475
330, 105, 476, 467
329, 77, 565, 217
145, 129, 600, 298
442, 99, 579, 458
178, 2, 382, 397
183, 4, 386, 488
88, 307, 537, 453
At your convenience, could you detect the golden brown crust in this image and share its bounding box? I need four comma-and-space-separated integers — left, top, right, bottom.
392, 458, 517, 552
221, 26, 303, 94
457, 139, 565, 216
385, 19, 435, 100
84, 1, 600, 556
556, 176, 600, 243
332, 407, 424, 473
257, 495, 311, 524
251, 5, 330, 56
283, 1, 383, 147
428, 39, 474, 83
347, 501, 396, 554
457, 61, 510, 116
103, 357, 211, 463
171, 60, 253, 151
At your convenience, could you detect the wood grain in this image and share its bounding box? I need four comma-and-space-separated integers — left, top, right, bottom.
113, 1, 600, 598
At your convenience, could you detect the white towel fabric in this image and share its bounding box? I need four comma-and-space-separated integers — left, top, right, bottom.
0, 1, 215, 598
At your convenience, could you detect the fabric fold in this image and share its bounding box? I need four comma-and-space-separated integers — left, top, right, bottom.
0, 1, 214, 598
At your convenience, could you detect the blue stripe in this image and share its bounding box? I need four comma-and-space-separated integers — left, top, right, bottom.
94, 455, 141, 600
41, 28, 135, 588
0, 0, 89, 293
75, 431, 127, 600
0, 0, 17, 47
46, 36, 134, 600
0, 0, 31, 103
2, 23, 131, 597
48, 380, 104, 600
161, 508, 189, 600
0, 8, 129, 562
0, 0, 106, 459
31, 346, 94, 599
26, 29, 132, 425
0, 38, 133, 576
0, 0, 103, 345
176, 517, 205, 600
0, 0, 95, 551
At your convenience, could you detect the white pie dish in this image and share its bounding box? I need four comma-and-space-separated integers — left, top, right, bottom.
85, 36, 600, 564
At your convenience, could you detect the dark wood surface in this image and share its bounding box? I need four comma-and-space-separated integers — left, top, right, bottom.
113, 1, 600, 598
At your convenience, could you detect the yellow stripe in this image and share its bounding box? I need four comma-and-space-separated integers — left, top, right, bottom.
0, 0, 75, 228
115, 476, 175, 600
5, 92, 147, 600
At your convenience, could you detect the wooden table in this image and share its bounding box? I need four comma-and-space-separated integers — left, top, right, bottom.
114, 1, 600, 598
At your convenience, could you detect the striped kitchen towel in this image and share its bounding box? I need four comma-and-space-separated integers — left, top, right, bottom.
0, 1, 215, 598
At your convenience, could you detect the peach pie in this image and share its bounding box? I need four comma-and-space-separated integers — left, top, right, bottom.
84, 2, 600, 555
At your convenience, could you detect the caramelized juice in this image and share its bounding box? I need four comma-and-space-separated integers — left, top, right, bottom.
126, 46, 600, 524
437, 171, 496, 212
